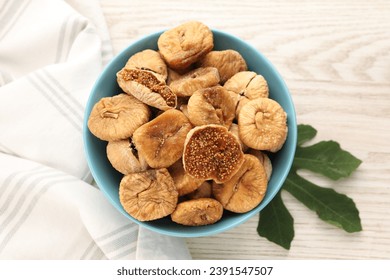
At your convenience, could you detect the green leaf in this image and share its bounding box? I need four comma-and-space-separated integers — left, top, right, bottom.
283, 171, 362, 232
257, 123, 362, 249
297, 124, 317, 145
293, 140, 362, 180
257, 191, 294, 249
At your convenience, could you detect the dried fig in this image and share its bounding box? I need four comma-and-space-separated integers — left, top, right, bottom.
197, 50, 247, 83
187, 85, 235, 129
158, 21, 214, 70
213, 154, 267, 213
119, 168, 178, 221
224, 71, 269, 100
248, 149, 273, 181
170, 67, 220, 97
186, 181, 212, 200
171, 198, 223, 226
133, 109, 192, 168
224, 71, 269, 116
168, 159, 205, 196
183, 124, 244, 183
124, 49, 168, 82
238, 98, 287, 152
106, 139, 148, 175
117, 68, 177, 111
88, 93, 150, 141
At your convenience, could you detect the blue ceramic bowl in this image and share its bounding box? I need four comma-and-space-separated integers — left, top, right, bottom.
83, 30, 297, 237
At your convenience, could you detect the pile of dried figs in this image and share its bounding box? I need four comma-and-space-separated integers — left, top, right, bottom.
88, 21, 288, 226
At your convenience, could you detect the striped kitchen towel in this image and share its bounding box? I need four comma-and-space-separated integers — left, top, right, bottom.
0, 0, 190, 259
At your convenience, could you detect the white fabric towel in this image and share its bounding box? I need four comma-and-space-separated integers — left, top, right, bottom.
0, 0, 191, 260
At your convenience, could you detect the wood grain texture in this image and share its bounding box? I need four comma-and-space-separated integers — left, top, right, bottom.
100, 0, 390, 259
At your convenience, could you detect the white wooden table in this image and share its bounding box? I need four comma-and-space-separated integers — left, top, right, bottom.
100, 0, 390, 259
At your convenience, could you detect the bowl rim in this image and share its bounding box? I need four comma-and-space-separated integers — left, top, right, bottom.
83, 29, 297, 238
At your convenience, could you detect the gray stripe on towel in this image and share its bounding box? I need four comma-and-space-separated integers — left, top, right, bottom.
35, 71, 83, 122
0, 0, 31, 41
110, 244, 137, 260
95, 223, 137, 242
0, 172, 67, 231
41, 69, 84, 112
0, 167, 52, 214
101, 228, 138, 254
0, 176, 78, 253
27, 74, 82, 132
55, 15, 72, 63
80, 240, 97, 260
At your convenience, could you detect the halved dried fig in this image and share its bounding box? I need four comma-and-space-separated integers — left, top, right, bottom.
170, 67, 220, 97
186, 181, 212, 200
133, 109, 192, 168
197, 50, 247, 83
171, 198, 223, 226
106, 139, 148, 175
168, 159, 204, 196
117, 68, 177, 111
238, 98, 287, 152
88, 93, 150, 141
124, 49, 168, 82
158, 21, 214, 70
183, 124, 244, 183
248, 149, 273, 181
187, 85, 235, 128
213, 154, 267, 213
119, 168, 178, 221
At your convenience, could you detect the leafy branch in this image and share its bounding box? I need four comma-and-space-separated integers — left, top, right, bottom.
257, 124, 362, 249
